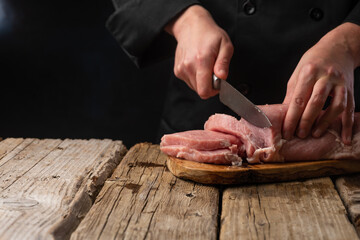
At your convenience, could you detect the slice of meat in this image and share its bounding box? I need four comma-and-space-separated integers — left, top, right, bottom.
204, 111, 284, 163
160, 130, 241, 150
160, 145, 242, 165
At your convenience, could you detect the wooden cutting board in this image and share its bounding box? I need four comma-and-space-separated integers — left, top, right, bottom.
166, 156, 360, 184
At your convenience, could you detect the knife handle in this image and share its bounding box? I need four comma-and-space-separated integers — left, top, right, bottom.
212, 74, 221, 90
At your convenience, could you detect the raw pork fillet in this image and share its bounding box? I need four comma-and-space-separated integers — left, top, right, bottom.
160, 104, 360, 165
160, 130, 243, 164
205, 104, 360, 163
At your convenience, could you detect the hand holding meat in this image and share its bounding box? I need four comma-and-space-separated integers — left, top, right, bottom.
165, 5, 234, 99
283, 23, 360, 144
161, 105, 360, 165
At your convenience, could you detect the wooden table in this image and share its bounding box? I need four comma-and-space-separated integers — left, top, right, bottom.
1, 138, 360, 239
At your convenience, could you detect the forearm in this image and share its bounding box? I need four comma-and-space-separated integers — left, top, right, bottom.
322, 22, 360, 68
165, 5, 211, 39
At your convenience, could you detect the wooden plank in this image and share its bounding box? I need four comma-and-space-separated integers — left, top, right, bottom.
220, 177, 358, 240
0, 138, 127, 240
0, 138, 29, 164
335, 174, 360, 236
71, 143, 219, 240
167, 156, 360, 184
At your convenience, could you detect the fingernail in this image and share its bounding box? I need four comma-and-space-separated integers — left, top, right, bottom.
297, 129, 306, 139
218, 69, 226, 77
313, 129, 322, 138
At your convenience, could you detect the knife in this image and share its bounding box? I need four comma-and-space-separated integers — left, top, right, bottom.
213, 74, 272, 128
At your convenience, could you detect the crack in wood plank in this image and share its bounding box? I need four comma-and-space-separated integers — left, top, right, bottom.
143, 203, 160, 240
98, 184, 126, 240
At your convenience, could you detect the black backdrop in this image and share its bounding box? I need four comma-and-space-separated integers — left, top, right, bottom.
0, 1, 171, 147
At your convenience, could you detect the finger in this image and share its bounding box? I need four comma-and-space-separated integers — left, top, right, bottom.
182, 57, 197, 89
341, 92, 355, 145
195, 49, 218, 99
297, 77, 332, 138
214, 37, 234, 80
312, 85, 347, 138
174, 46, 196, 91
283, 66, 300, 105
282, 64, 317, 140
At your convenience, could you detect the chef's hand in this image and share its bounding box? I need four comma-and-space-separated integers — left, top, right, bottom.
283, 22, 360, 145
165, 5, 234, 99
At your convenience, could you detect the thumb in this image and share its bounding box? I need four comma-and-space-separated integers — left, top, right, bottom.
214, 39, 234, 80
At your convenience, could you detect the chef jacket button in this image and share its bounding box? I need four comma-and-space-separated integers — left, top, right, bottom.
243, 0, 256, 15
309, 8, 324, 21
237, 83, 250, 95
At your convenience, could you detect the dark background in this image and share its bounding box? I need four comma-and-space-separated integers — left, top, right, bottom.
0, 1, 171, 148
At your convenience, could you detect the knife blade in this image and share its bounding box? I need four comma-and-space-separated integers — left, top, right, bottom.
213, 74, 272, 128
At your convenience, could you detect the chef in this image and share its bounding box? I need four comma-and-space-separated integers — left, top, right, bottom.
106, 0, 360, 144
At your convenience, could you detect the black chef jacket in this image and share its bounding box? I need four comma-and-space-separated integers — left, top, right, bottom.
107, 0, 360, 141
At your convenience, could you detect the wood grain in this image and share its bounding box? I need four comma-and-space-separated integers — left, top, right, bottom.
220, 177, 358, 240
71, 143, 219, 240
0, 138, 127, 240
335, 173, 360, 237
167, 156, 360, 184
